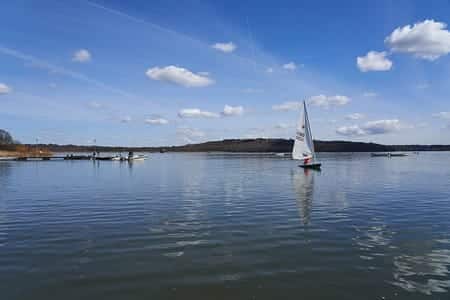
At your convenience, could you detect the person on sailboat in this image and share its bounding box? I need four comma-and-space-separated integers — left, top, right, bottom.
292, 100, 321, 169
303, 156, 311, 165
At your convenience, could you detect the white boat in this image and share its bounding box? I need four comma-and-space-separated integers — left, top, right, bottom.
129, 155, 146, 161
126, 152, 147, 161
292, 101, 321, 169
112, 155, 122, 161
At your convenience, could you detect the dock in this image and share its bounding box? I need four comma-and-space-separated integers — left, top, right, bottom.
0, 155, 107, 161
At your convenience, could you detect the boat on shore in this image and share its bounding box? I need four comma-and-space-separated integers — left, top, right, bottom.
292, 101, 321, 169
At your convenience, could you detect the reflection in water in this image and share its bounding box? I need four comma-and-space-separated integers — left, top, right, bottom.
391, 243, 450, 295
291, 168, 315, 225
0, 163, 12, 248
353, 221, 395, 252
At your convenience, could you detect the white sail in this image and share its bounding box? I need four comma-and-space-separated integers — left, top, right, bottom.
292, 101, 315, 161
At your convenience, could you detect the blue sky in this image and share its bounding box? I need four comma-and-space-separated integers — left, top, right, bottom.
1, 0, 450, 146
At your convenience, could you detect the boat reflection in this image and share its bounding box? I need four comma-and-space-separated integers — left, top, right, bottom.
291, 168, 316, 225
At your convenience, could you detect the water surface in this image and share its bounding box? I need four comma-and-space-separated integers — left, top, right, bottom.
1, 152, 450, 299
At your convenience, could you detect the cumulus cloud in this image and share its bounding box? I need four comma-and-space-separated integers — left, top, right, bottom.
336, 125, 366, 136
243, 88, 263, 93
433, 112, 450, 119
417, 83, 430, 89
346, 113, 365, 120
146, 66, 214, 87
0, 83, 11, 95
357, 51, 392, 72
266, 67, 274, 73
222, 105, 244, 117
309, 95, 350, 108
211, 42, 236, 53
87, 101, 104, 109
120, 116, 132, 123
283, 62, 297, 70
178, 108, 219, 118
274, 123, 293, 129
337, 119, 403, 136
272, 101, 302, 111
385, 20, 450, 60
72, 49, 91, 62
145, 117, 169, 125
363, 91, 377, 97
176, 127, 205, 143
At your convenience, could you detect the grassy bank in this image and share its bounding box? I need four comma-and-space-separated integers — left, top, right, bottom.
0, 145, 52, 157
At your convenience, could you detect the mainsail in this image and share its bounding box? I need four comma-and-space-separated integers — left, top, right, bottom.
292, 101, 315, 161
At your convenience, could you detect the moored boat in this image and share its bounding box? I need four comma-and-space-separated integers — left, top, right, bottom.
371, 152, 408, 157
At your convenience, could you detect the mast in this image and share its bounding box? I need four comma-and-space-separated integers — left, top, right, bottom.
303, 101, 315, 160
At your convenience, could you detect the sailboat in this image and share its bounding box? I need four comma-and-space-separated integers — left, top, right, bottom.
292, 101, 321, 169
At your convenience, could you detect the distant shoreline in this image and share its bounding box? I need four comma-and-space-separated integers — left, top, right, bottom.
3, 139, 449, 155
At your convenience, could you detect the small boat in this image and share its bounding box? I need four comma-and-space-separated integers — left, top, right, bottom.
371, 153, 390, 157
292, 101, 321, 169
126, 152, 147, 161
95, 156, 114, 161
371, 152, 408, 157
129, 155, 146, 161
390, 153, 408, 157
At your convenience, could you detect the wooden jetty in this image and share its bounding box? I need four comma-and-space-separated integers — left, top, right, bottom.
0, 155, 116, 161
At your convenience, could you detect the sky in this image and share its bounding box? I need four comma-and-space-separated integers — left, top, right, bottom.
1, 0, 450, 146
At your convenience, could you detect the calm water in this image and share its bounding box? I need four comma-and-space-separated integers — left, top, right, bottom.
1, 152, 450, 299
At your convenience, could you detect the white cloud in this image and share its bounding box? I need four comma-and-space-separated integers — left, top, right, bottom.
336, 125, 366, 136
385, 20, 450, 60
274, 123, 292, 129
178, 108, 219, 118
272, 101, 302, 111
266, 67, 274, 73
363, 119, 403, 134
309, 95, 350, 108
433, 112, 450, 119
363, 91, 377, 97
176, 127, 205, 143
337, 119, 403, 136
145, 117, 169, 125
120, 116, 132, 123
146, 66, 214, 88
87, 101, 104, 109
417, 83, 430, 89
0, 83, 11, 95
357, 51, 392, 72
222, 105, 244, 117
346, 113, 365, 120
0, 46, 132, 98
72, 49, 91, 62
243, 88, 263, 93
283, 62, 297, 70
211, 42, 236, 53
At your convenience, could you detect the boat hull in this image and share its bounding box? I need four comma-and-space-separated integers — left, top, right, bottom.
299, 163, 322, 169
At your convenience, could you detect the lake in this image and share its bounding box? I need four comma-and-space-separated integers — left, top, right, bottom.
1, 152, 450, 299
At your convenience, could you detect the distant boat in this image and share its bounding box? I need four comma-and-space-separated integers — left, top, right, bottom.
371, 153, 408, 157
292, 101, 321, 169
275, 153, 286, 157
126, 152, 147, 161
